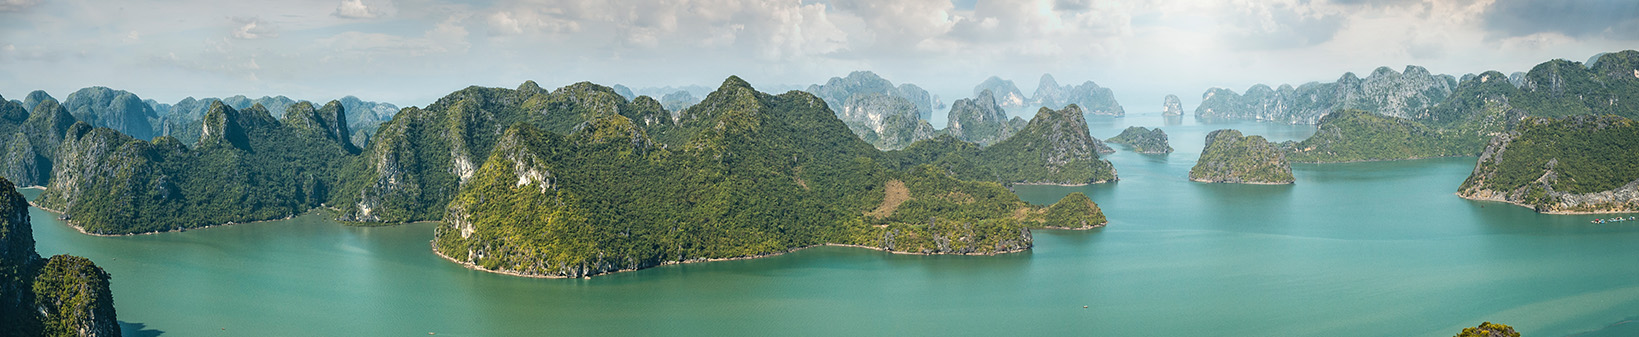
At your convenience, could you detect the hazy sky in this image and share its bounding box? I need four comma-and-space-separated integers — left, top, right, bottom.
1, 0, 1635, 115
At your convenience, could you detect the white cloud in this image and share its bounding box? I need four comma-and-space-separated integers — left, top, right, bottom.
0, 0, 41, 12
334, 0, 377, 19
230, 17, 277, 40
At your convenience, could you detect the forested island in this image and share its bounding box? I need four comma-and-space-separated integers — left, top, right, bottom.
1106, 126, 1173, 154
1458, 115, 1639, 213
1190, 130, 1294, 184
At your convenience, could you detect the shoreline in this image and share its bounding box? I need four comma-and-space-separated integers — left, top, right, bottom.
432, 239, 1057, 280
1036, 221, 1109, 230
1189, 178, 1294, 185
1455, 192, 1639, 215
28, 202, 324, 237
1288, 155, 1470, 165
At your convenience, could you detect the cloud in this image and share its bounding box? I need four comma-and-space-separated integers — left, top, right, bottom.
0, 0, 41, 12
333, 0, 377, 19
1483, 0, 1639, 40
230, 17, 277, 40
1217, 0, 1347, 50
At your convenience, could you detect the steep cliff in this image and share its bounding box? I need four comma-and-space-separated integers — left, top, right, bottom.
1194, 65, 1457, 124
1106, 126, 1173, 154
38, 101, 359, 234
945, 90, 1020, 146
1163, 94, 1184, 116
1190, 129, 1293, 184
1458, 115, 1639, 213
894, 104, 1117, 185
1030, 74, 1126, 117
839, 93, 936, 150
333, 81, 673, 223
0, 98, 79, 187
972, 76, 1028, 112
0, 177, 118, 337
61, 87, 160, 140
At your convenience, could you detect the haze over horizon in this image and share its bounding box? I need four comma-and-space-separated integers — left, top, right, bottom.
2, 0, 1635, 114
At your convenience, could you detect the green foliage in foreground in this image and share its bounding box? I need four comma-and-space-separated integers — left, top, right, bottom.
1454, 322, 1519, 337
1283, 109, 1475, 163
32, 255, 118, 337
433, 78, 1108, 277
1191, 129, 1293, 184
1461, 115, 1639, 199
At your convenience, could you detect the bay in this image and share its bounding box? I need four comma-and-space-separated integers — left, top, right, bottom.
27, 112, 1639, 336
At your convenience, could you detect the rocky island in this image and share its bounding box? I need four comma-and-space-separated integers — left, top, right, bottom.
432, 77, 1108, 278
1458, 115, 1639, 213
1162, 94, 1183, 116
1190, 129, 1293, 184
1105, 126, 1173, 154
0, 177, 119, 337
890, 104, 1117, 185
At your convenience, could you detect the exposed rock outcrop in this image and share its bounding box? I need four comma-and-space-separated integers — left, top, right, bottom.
1458, 115, 1639, 213
946, 90, 1020, 146
0, 177, 119, 337
1163, 94, 1184, 116
1195, 65, 1458, 124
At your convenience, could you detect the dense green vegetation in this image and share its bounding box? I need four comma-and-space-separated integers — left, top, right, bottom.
888, 105, 1118, 185
1454, 322, 1519, 337
0, 97, 80, 187
944, 90, 1021, 146
1190, 129, 1293, 184
1283, 109, 1472, 163
0, 177, 118, 337
1458, 115, 1639, 212
32, 255, 118, 337
1106, 126, 1173, 154
331, 81, 675, 223
433, 78, 1108, 277
36, 101, 360, 234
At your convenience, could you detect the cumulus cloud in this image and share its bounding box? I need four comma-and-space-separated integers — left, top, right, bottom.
1216, 0, 1346, 50
230, 17, 277, 40
333, 0, 377, 19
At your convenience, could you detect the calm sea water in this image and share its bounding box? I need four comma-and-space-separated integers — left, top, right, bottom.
26, 112, 1639, 336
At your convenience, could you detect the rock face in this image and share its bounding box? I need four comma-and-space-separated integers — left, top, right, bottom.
660, 91, 699, 112
1162, 94, 1184, 116
1458, 115, 1639, 213
0, 97, 79, 187
336, 81, 674, 223
807, 71, 937, 119
839, 93, 936, 150
1190, 129, 1293, 184
0, 177, 119, 337
61, 87, 160, 140
1194, 65, 1458, 124
946, 90, 1021, 146
1029, 74, 1126, 117
899, 104, 1116, 185
38, 101, 361, 234
972, 76, 1028, 112
1106, 126, 1173, 154
21, 91, 54, 113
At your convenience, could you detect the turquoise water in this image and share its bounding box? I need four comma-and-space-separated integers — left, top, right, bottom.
25, 113, 1639, 336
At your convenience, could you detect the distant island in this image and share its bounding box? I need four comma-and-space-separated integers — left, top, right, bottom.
1106, 126, 1173, 154
1190, 129, 1293, 184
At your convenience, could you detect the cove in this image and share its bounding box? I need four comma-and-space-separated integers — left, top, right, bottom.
27, 114, 1639, 336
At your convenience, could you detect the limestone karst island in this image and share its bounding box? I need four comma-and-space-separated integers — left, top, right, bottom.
2, 1, 1636, 336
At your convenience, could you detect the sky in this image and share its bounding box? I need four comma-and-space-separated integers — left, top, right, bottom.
1, 0, 1636, 116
